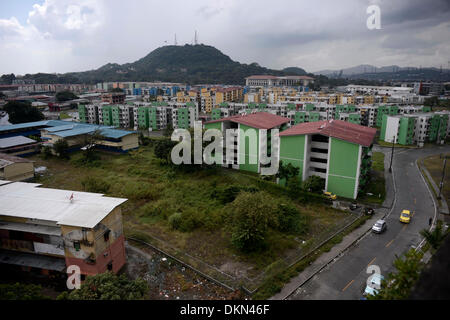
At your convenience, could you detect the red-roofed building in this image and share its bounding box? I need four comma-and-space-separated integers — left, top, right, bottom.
279, 120, 376, 199
204, 112, 290, 172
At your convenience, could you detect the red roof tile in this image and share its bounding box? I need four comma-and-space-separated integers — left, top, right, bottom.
279, 120, 376, 147
205, 112, 290, 130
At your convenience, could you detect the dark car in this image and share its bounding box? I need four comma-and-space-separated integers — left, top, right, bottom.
364, 207, 375, 215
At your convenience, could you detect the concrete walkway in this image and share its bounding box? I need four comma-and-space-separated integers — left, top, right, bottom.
270, 147, 394, 300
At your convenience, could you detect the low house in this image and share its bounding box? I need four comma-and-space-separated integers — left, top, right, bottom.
0, 136, 40, 156
0, 181, 128, 277
0, 153, 34, 181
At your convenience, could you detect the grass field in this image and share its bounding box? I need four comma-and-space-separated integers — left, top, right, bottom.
423, 153, 450, 204
30, 144, 354, 287
359, 151, 386, 204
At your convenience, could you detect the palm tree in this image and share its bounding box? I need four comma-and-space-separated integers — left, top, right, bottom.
420, 221, 447, 251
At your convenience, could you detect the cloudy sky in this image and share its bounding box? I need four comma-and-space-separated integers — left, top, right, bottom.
0, 0, 449, 75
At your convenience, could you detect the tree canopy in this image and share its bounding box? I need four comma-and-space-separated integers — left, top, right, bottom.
2, 101, 44, 124
57, 272, 148, 300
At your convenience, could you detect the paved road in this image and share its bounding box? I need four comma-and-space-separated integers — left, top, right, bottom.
288, 144, 450, 300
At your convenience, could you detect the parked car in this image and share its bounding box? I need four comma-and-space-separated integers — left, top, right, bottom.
372, 220, 387, 233
349, 203, 358, 210
323, 191, 337, 200
399, 210, 411, 224
363, 273, 385, 297
364, 207, 375, 215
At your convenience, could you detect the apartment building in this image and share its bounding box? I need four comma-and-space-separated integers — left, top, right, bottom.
380, 112, 450, 146
101, 93, 126, 104
279, 120, 377, 199
245, 75, 315, 87
0, 181, 127, 277
204, 112, 290, 172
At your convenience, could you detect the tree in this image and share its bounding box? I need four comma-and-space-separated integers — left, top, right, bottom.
57, 272, 148, 300
2, 101, 44, 124
302, 176, 325, 194
77, 130, 104, 164
370, 249, 424, 300
55, 91, 78, 102
53, 138, 70, 159
229, 191, 277, 252
154, 138, 176, 164
0, 283, 50, 300
110, 87, 124, 93
420, 221, 447, 252
163, 123, 174, 137
276, 161, 299, 186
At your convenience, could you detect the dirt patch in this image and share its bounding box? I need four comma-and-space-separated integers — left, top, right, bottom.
125, 242, 247, 300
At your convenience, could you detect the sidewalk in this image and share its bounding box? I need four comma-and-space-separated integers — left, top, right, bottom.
270, 147, 394, 300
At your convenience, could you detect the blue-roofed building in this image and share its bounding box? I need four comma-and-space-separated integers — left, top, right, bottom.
0, 120, 138, 153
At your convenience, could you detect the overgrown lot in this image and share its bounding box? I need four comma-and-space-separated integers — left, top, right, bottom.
31, 144, 354, 287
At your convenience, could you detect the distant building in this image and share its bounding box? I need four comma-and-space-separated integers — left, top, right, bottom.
0, 136, 40, 156
0, 120, 139, 153
0, 181, 127, 277
102, 93, 126, 104
246, 75, 315, 87
0, 153, 34, 181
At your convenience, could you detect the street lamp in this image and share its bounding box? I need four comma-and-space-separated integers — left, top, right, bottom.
437, 154, 449, 200
389, 138, 395, 173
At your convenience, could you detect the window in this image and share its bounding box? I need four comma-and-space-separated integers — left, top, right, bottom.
103, 230, 111, 242
74, 241, 81, 251
107, 262, 113, 271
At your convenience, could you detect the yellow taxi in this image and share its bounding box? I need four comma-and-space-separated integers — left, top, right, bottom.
324, 191, 337, 200
399, 210, 411, 223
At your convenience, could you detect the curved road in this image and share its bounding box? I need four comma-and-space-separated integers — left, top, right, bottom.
288, 144, 450, 300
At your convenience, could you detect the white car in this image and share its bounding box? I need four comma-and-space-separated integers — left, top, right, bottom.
364, 273, 385, 296
372, 220, 387, 234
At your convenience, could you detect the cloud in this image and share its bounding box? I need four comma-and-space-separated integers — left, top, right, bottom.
0, 0, 449, 75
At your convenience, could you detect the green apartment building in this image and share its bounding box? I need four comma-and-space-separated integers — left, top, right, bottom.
279, 120, 377, 199
204, 112, 290, 173
380, 112, 449, 146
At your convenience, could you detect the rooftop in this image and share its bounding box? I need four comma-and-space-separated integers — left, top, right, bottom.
279, 120, 377, 147
0, 136, 38, 149
0, 181, 127, 229
0, 153, 34, 168
205, 112, 290, 129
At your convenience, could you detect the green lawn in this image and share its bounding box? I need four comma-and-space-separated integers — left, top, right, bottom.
377, 140, 417, 148
359, 151, 386, 204
423, 153, 450, 204
30, 145, 354, 288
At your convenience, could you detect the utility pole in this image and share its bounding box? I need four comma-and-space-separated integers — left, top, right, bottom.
389, 137, 395, 173
437, 154, 449, 200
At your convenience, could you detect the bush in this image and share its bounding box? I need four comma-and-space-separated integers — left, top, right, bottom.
0, 283, 50, 300
81, 177, 111, 193
57, 272, 148, 300
122, 182, 162, 200
302, 176, 325, 194
41, 145, 53, 159
228, 191, 277, 252
275, 203, 308, 234
53, 139, 70, 159
168, 212, 183, 230
211, 185, 260, 204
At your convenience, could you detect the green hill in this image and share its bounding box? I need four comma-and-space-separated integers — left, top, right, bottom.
9, 44, 308, 85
